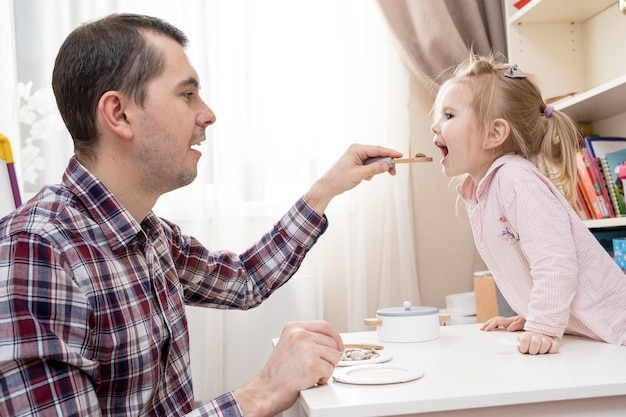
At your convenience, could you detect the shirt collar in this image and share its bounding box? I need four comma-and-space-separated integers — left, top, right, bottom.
62, 156, 149, 252
457, 153, 520, 204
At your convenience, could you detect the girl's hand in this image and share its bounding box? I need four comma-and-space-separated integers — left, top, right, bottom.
480, 315, 526, 332
481, 316, 560, 354
517, 331, 560, 354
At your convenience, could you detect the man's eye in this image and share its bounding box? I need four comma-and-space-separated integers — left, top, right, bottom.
183, 92, 193, 100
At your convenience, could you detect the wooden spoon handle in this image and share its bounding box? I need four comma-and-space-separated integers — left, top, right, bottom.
344, 343, 385, 350
364, 155, 432, 167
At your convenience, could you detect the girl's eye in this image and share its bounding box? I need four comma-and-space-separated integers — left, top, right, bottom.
444, 112, 453, 120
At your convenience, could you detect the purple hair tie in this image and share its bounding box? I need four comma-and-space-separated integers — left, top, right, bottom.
544, 105, 554, 118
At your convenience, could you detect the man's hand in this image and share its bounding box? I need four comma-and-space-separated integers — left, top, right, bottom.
303, 144, 403, 214
233, 320, 344, 417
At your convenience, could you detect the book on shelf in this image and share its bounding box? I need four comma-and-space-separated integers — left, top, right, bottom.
585, 136, 626, 158
594, 156, 619, 217
582, 145, 615, 217
603, 147, 626, 217
575, 150, 610, 219
575, 184, 592, 220
584, 137, 626, 217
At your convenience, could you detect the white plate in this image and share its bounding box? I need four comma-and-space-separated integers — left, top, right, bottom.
333, 364, 424, 385
337, 351, 392, 367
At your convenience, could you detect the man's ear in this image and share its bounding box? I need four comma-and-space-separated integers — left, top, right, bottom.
483, 118, 510, 150
98, 91, 133, 140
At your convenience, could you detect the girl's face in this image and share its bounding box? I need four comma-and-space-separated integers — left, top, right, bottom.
431, 81, 493, 184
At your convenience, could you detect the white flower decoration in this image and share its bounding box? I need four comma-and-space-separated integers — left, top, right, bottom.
16, 81, 64, 184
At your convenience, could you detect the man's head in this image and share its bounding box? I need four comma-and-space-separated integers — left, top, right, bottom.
52, 13, 188, 162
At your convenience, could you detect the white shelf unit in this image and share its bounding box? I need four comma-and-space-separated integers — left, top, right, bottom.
505, 0, 626, 236
506, 0, 626, 108
583, 217, 626, 229
554, 74, 626, 123
507, 0, 616, 25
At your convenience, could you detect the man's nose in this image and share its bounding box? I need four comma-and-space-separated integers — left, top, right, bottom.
199, 102, 216, 127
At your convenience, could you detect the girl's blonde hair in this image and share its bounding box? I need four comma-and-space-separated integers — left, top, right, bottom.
437, 54, 580, 206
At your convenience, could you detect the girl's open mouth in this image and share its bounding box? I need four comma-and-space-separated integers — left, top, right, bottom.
435, 142, 448, 157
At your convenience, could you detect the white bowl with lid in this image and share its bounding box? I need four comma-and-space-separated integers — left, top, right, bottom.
364, 301, 441, 343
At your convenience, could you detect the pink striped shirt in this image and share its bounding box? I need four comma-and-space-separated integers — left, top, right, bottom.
459, 154, 626, 345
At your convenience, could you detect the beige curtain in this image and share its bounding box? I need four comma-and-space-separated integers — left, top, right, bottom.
376, 0, 507, 303
377, 0, 507, 86
0, 1, 21, 193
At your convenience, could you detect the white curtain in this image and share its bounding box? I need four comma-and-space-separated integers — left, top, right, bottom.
3, 0, 418, 404
0, 1, 20, 189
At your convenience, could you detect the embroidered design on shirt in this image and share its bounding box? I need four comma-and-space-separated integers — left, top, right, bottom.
498, 216, 519, 243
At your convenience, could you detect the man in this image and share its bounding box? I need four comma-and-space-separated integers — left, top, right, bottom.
0, 13, 401, 417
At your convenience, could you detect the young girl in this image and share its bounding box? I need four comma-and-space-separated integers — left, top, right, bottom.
431, 54, 626, 355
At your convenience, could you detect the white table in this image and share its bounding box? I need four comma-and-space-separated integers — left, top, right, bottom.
292, 323, 626, 417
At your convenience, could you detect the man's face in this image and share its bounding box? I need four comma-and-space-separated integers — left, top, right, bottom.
130, 32, 216, 195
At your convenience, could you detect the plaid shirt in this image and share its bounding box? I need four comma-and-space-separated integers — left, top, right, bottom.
0, 156, 327, 416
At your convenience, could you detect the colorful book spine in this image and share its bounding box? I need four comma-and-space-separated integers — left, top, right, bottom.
576, 151, 607, 219
575, 183, 592, 220
583, 146, 614, 217
602, 147, 626, 217
599, 156, 624, 216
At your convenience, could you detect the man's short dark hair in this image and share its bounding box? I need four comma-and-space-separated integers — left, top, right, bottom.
51, 13, 188, 161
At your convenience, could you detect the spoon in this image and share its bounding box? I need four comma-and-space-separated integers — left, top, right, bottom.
365, 152, 433, 167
